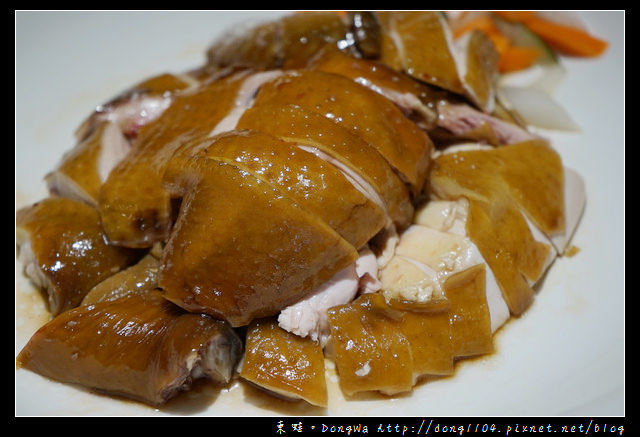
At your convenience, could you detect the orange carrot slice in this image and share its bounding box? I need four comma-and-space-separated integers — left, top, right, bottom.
499, 46, 541, 72
524, 17, 608, 57
452, 15, 496, 39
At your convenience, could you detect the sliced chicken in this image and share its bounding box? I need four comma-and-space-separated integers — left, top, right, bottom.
16, 196, 143, 315
428, 140, 568, 315
241, 318, 327, 407
170, 129, 387, 250
97, 71, 251, 248
205, 11, 348, 72
236, 102, 414, 230
45, 120, 130, 206
159, 159, 358, 327
376, 11, 464, 94
81, 253, 160, 305
75, 72, 198, 141
307, 46, 532, 147
327, 293, 415, 396
16, 290, 242, 406
277, 264, 359, 344
251, 70, 433, 197
307, 46, 443, 130
455, 30, 500, 113
434, 100, 538, 146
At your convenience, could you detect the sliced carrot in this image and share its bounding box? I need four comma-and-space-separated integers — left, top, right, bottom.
524, 17, 608, 57
452, 15, 497, 39
485, 29, 511, 56
499, 46, 541, 73
492, 11, 536, 22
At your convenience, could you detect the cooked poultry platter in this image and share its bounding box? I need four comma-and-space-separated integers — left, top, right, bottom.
16, 11, 591, 409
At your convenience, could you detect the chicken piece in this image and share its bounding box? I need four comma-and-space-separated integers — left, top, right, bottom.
430, 140, 565, 243
327, 293, 414, 396
16, 290, 242, 406
15, 196, 143, 315
429, 141, 563, 315
160, 159, 358, 327
455, 30, 500, 113
205, 11, 348, 72
97, 71, 249, 248
376, 11, 463, 94
376, 11, 500, 114
173, 129, 387, 250
442, 264, 493, 358
410, 199, 511, 333
386, 298, 454, 379
236, 102, 414, 230
306, 46, 536, 151
306, 46, 443, 131
379, 255, 443, 302
81, 253, 160, 305
75, 72, 198, 142
45, 120, 130, 206
276, 246, 380, 346
552, 168, 586, 254
251, 70, 433, 197
434, 100, 538, 146
277, 264, 359, 344
241, 318, 327, 407
347, 11, 382, 59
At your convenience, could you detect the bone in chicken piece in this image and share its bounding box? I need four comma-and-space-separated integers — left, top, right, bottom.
251, 70, 433, 197
160, 159, 358, 327
16, 290, 242, 406
171, 129, 387, 250
97, 71, 250, 248
16, 196, 143, 315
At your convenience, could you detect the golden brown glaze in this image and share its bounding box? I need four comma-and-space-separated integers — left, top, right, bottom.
82, 253, 160, 305
173, 129, 386, 250
160, 159, 358, 327
252, 70, 433, 196
377, 11, 463, 94
459, 30, 500, 112
327, 293, 414, 396
16, 290, 242, 406
307, 46, 446, 130
15, 196, 143, 315
46, 120, 112, 205
237, 102, 414, 230
98, 73, 247, 248
429, 141, 562, 314
442, 264, 493, 358
75, 72, 196, 142
206, 12, 347, 71
241, 318, 327, 407
387, 298, 454, 378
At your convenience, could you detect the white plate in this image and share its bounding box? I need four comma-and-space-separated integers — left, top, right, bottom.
15, 11, 624, 417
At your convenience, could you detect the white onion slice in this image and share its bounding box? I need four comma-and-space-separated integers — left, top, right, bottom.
499, 62, 567, 94
498, 85, 581, 132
